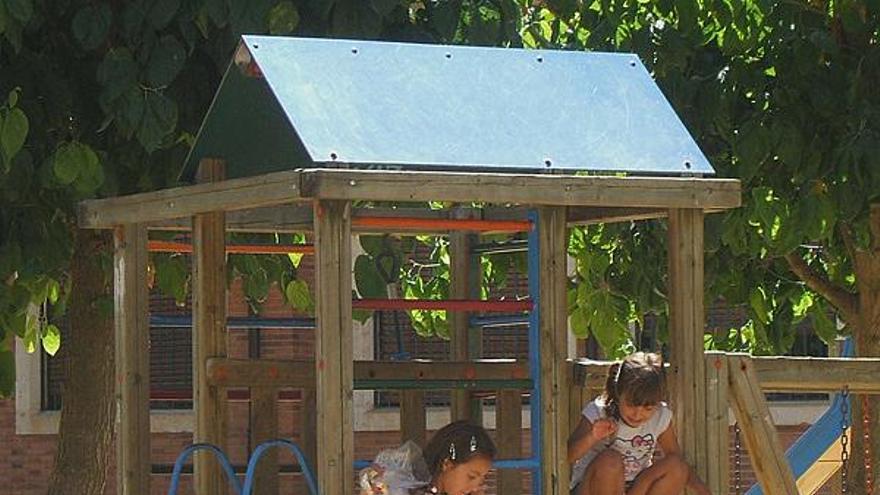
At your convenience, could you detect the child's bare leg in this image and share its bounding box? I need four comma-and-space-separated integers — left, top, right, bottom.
576, 450, 626, 495
626, 454, 689, 495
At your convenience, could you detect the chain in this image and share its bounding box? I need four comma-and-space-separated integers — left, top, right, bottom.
864, 394, 874, 495
734, 422, 742, 495
841, 386, 850, 494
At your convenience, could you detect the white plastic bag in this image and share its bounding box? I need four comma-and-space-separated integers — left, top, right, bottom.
358, 441, 429, 495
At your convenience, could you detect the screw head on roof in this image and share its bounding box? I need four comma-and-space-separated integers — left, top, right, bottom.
445, 52, 452, 59
537, 56, 544, 63
544, 159, 552, 167
351, 47, 358, 54
629, 60, 637, 67
330, 152, 338, 160
684, 160, 692, 169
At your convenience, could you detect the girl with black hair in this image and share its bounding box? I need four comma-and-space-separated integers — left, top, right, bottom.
567, 352, 710, 495
359, 420, 496, 495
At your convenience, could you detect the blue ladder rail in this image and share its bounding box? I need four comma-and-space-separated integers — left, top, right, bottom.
167, 439, 319, 495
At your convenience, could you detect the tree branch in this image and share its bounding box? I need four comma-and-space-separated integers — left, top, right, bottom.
785, 251, 859, 321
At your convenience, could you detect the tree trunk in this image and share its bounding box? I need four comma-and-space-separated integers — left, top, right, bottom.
47, 229, 115, 495
850, 205, 880, 494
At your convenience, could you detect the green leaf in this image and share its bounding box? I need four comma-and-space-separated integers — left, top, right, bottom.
268, 1, 300, 34
146, 35, 186, 87
147, 0, 180, 29
137, 92, 178, 151
6, 0, 32, 23
354, 255, 388, 299
7, 87, 19, 107
41, 323, 61, 356
0, 349, 14, 397
749, 286, 770, 324
97, 48, 138, 103
569, 306, 590, 338
1, 107, 28, 165
52, 142, 97, 185
72, 3, 113, 50
810, 301, 838, 345
284, 279, 313, 312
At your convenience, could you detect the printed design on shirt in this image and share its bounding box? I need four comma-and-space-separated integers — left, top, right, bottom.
611, 433, 656, 480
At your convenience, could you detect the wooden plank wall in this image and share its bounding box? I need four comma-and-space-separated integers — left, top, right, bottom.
314, 200, 354, 495
667, 208, 709, 487
113, 223, 151, 495
537, 206, 570, 494
192, 159, 229, 493
704, 351, 729, 494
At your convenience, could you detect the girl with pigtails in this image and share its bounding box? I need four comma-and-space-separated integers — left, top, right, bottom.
360, 420, 497, 495
567, 352, 710, 495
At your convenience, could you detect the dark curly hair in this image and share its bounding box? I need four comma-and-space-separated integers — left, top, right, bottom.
603, 352, 665, 421
422, 420, 497, 476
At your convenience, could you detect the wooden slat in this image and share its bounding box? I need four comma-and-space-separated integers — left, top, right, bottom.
206, 358, 529, 387
497, 390, 523, 495
114, 224, 151, 495
400, 390, 426, 448
537, 206, 570, 494
301, 388, 317, 473
79, 169, 305, 228
751, 356, 880, 393
727, 354, 798, 493
450, 216, 473, 422
192, 159, 228, 494
300, 169, 741, 209
667, 208, 708, 483
250, 387, 279, 495
314, 200, 354, 495
704, 352, 729, 495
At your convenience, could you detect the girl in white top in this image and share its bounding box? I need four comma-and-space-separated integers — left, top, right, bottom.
567, 352, 711, 495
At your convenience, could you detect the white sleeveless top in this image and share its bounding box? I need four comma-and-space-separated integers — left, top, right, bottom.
570, 396, 673, 488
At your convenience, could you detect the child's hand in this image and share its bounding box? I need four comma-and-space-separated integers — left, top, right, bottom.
590, 418, 618, 441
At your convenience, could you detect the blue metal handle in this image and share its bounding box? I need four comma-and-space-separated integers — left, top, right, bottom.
167, 443, 242, 495
241, 439, 320, 495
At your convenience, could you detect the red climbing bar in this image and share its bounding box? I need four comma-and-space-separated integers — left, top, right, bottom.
149, 240, 315, 255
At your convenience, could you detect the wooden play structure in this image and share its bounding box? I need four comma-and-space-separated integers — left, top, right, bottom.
75, 35, 877, 495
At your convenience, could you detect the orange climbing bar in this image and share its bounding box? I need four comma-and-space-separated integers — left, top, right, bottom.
352, 216, 532, 233
148, 240, 315, 255
352, 298, 532, 312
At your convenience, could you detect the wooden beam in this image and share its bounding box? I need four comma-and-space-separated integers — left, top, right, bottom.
300, 389, 317, 474
537, 206, 570, 494
450, 209, 475, 422
400, 390, 426, 448
573, 357, 880, 394
727, 354, 799, 493
249, 387, 279, 495
300, 169, 741, 209
78, 169, 305, 228
751, 355, 880, 393
314, 200, 354, 495
704, 352, 729, 495
667, 208, 709, 484
192, 160, 228, 494
113, 224, 151, 495
497, 390, 523, 495
206, 358, 530, 388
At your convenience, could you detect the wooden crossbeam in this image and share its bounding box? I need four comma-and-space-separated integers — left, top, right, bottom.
206, 358, 530, 388
727, 354, 799, 494
300, 169, 741, 209
751, 355, 880, 393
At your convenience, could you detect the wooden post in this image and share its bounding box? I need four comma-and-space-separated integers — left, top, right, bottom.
538, 206, 570, 494
450, 210, 475, 422
250, 387, 279, 495
704, 352, 729, 495
667, 208, 709, 487
114, 223, 150, 495
497, 390, 523, 495
727, 353, 798, 493
314, 200, 354, 495
400, 390, 427, 448
192, 159, 228, 494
